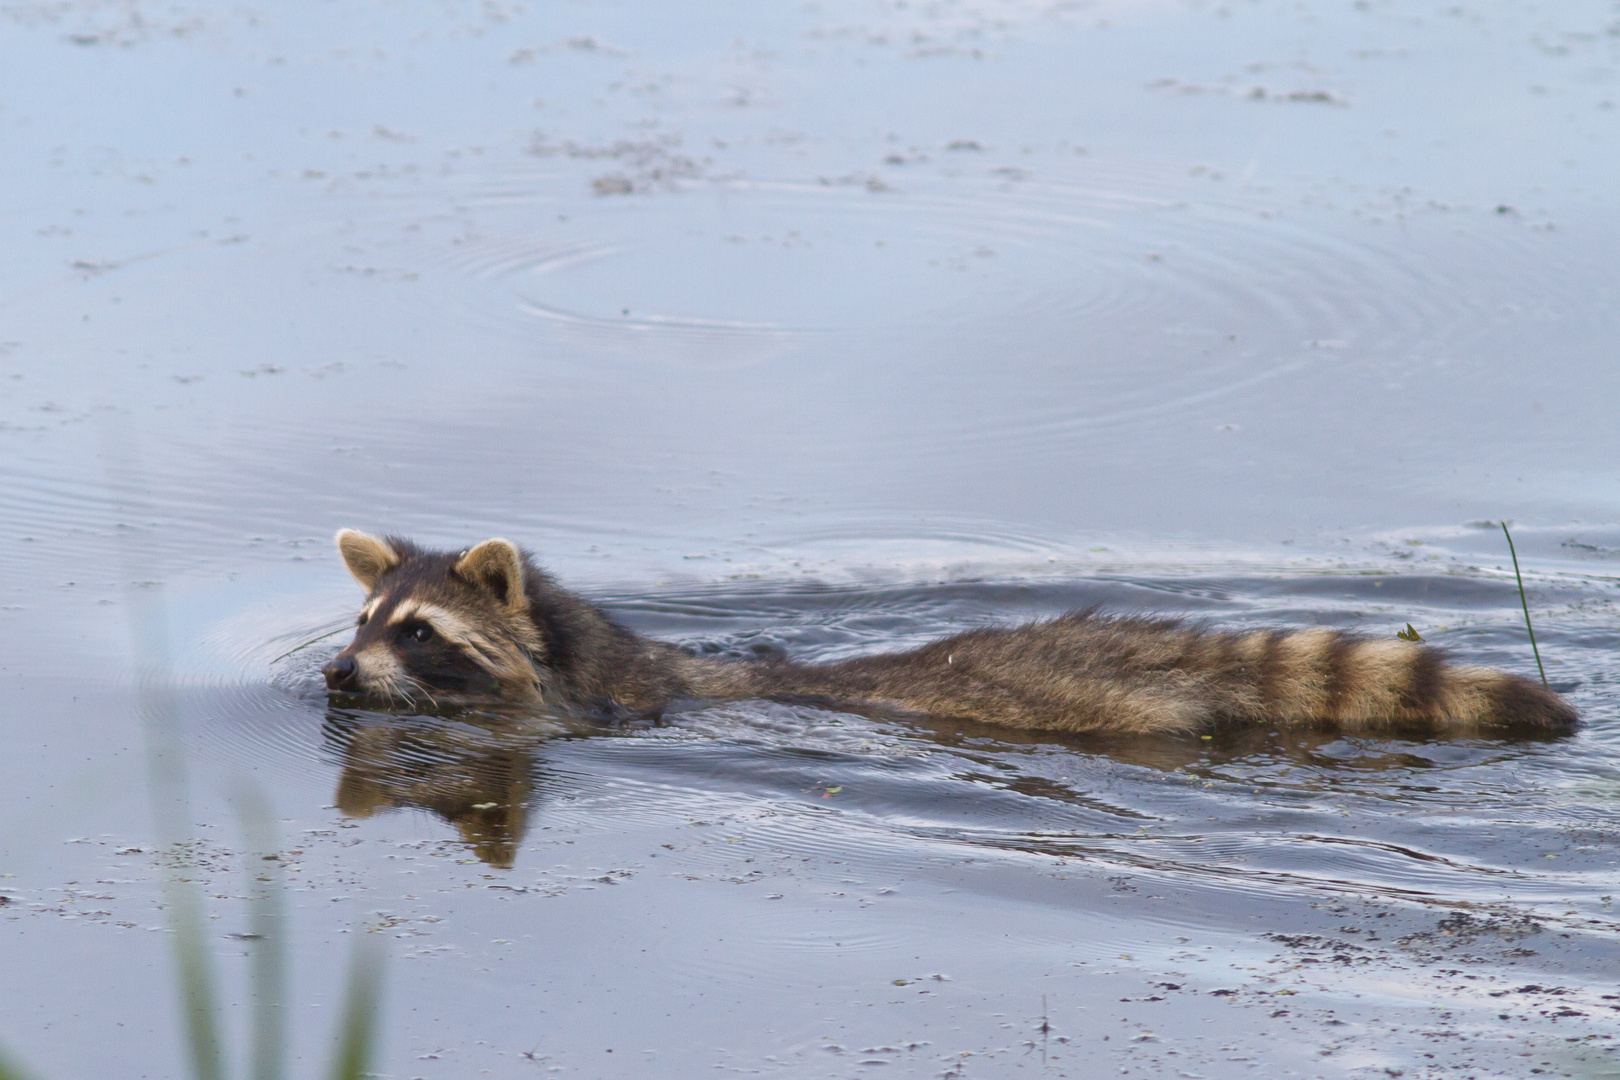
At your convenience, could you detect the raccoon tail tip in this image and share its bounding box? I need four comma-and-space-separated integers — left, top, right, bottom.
1445, 666, 1577, 731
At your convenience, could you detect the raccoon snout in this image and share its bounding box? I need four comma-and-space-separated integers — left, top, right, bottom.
323, 654, 359, 690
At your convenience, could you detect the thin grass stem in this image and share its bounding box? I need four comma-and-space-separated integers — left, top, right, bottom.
1501, 521, 1549, 690
0, 1044, 41, 1080
235, 784, 288, 1080
328, 933, 387, 1080
103, 418, 228, 1080
164, 876, 230, 1080
268, 627, 349, 666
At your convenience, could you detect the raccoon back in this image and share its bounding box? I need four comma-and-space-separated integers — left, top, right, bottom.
689, 612, 1576, 735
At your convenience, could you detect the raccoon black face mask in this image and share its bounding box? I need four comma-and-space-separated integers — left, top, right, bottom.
322, 530, 1577, 735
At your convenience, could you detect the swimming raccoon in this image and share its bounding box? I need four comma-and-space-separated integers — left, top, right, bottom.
320, 530, 1577, 735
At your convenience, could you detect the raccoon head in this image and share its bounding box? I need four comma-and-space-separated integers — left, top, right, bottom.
321, 529, 547, 707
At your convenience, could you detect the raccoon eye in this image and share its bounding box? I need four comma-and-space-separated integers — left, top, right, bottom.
409, 623, 434, 644
357, 612, 369, 626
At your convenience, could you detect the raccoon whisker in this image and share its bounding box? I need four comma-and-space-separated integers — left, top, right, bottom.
378, 669, 423, 704
401, 675, 444, 710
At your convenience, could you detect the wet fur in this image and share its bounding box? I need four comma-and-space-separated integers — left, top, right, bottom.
322, 532, 1578, 735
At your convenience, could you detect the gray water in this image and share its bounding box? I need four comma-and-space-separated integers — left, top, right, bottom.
3, 0, 1620, 1076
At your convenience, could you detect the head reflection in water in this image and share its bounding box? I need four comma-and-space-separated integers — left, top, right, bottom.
322, 709, 538, 868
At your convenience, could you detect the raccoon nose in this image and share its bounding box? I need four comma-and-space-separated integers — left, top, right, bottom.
323, 654, 358, 690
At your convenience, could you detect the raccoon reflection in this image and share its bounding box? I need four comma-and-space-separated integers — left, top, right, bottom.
321, 529, 1577, 736
322, 710, 535, 868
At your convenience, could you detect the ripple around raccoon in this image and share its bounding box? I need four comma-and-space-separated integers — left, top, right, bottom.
318, 531, 1576, 736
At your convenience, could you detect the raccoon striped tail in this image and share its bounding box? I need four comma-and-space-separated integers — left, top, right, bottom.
1246, 629, 1575, 732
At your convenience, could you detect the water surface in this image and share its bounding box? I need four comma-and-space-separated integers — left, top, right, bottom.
3, 0, 1619, 1076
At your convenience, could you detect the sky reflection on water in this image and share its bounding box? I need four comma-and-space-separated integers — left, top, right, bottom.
2, 0, 1619, 1076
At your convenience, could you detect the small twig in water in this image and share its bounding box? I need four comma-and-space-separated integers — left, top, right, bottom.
269, 626, 349, 666
1501, 521, 1549, 689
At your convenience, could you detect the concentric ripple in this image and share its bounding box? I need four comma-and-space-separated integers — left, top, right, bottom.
359, 163, 1549, 464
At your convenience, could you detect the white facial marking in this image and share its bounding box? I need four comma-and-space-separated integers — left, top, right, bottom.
410, 601, 543, 687
387, 601, 421, 626
408, 602, 475, 643
354, 643, 408, 695
353, 596, 543, 700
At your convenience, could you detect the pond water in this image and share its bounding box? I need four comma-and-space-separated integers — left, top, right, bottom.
3, 0, 1620, 1076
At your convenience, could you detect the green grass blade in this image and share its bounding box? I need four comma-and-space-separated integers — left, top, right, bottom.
143, 673, 228, 1080
0, 1043, 41, 1080
1500, 521, 1550, 690
235, 784, 288, 1080
163, 871, 229, 1080
103, 419, 228, 1080
328, 933, 387, 1080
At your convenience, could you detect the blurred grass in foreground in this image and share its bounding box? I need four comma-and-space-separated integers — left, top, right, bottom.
0, 422, 390, 1080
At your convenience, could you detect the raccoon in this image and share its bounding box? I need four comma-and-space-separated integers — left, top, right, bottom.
320, 530, 1577, 735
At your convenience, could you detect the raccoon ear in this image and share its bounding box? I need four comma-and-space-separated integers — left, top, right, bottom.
335, 529, 400, 591
453, 538, 528, 612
